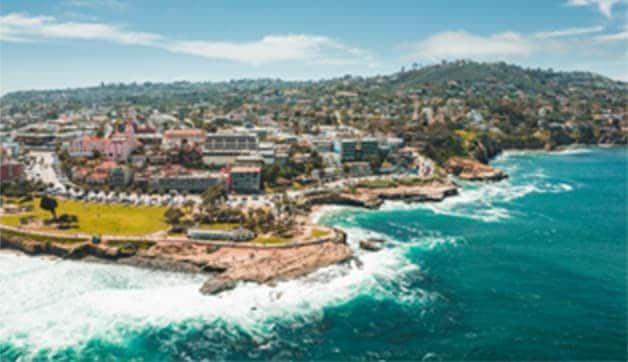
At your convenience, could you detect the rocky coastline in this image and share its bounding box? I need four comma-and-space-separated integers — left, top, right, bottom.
0, 170, 508, 295
0, 227, 353, 295
305, 179, 459, 209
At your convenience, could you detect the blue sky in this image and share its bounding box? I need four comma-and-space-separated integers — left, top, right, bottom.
1, 0, 627, 94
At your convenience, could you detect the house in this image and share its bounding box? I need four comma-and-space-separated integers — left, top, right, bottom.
0, 159, 24, 181
229, 165, 261, 193
86, 161, 118, 185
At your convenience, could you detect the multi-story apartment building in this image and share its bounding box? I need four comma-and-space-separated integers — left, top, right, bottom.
203, 131, 259, 166
150, 172, 225, 192
205, 131, 258, 151
334, 138, 380, 162
229, 166, 261, 193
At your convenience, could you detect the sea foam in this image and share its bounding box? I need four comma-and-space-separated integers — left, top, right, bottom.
0, 221, 442, 358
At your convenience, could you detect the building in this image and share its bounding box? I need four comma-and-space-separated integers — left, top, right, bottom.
0, 142, 21, 158
203, 131, 259, 166
311, 139, 334, 153
205, 131, 258, 151
236, 154, 265, 167
334, 138, 380, 162
163, 129, 206, 149
150, 171, 225, 192
0, 160, 24, 181
108, 166, 133, 188
334, 139, 357, 162
84, 161, 118, 185
359, 138, 380, 160
344, 161, 372, 177
229, 166, 261, 193
187, 228, 254, 241
69, 124, 138, 161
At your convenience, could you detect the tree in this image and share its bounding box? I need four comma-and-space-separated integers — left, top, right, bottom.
201, 184, 227, 209
183, 199, 196, 214
40, 195, 58, 220
164, 207, 184, 225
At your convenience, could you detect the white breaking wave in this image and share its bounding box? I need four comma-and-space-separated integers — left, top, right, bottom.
495, 147, 593, 162
0, 222, 443, 357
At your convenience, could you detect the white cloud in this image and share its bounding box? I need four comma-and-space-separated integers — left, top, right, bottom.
566, 0, 623, 17
165, 35, 371, 65
0, 13, 159, 45
595, 31, 628, 41
403, 31, 533, 61
63, 0, 126, 10
0, 13, 372, 66
534, 25, 604, 38
402, 27, 627, 63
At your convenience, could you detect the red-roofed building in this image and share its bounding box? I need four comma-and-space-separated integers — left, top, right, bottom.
69, 123, 138, 161
163, 129, 206, 149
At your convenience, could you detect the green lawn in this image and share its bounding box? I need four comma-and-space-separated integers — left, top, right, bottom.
252, 235, 291, 244
0, 198, 168, 236
307, 227, 331, 240
196, 223, 240, 230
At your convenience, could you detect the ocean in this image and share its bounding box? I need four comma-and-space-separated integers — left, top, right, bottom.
1, 148, 626, 361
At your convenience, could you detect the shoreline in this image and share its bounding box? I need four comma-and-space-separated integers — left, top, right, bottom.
6, 145, 603, 294
0, 177, 464, 295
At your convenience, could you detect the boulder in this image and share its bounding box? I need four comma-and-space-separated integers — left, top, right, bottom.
359, 238, 385, 251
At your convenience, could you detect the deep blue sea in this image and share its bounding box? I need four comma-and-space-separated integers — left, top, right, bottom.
1, 148, 626, 361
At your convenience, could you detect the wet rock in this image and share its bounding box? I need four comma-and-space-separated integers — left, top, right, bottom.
359, 238, 385, 251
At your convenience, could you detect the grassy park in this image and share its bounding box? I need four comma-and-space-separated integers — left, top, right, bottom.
0, 198, 168, 236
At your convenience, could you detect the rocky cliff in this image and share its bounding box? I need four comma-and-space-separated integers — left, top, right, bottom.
445, 157, 508, 181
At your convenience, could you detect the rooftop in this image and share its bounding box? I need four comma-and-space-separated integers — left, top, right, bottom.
230, 165, 261, 173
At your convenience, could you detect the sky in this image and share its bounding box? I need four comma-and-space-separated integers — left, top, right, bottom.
1, 0, 627, 94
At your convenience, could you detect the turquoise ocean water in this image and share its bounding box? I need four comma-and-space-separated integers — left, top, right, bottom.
1, 148, 626, 361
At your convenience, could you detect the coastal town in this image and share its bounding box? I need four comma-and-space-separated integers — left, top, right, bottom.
1, 61, 626, 294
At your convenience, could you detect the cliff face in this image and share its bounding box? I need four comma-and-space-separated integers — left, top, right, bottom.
445, 157, 508, 181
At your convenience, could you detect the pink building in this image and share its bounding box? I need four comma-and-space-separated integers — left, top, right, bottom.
69, 123, 139, 161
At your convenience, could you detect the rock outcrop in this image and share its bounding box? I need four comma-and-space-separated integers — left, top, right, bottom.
359, 238, 385, 251
445, 157, 508, 181
199, 230, 352, 295
304, 180, 458, 209
1, 226, 353, 296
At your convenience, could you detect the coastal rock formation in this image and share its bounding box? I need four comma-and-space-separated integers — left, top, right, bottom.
359, 238, 385, 251
445, 157, 508, 181
1, 226, 353, 296
306, 192, 383, 209
305, 180, 458, 209
199, 239, 353, 295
